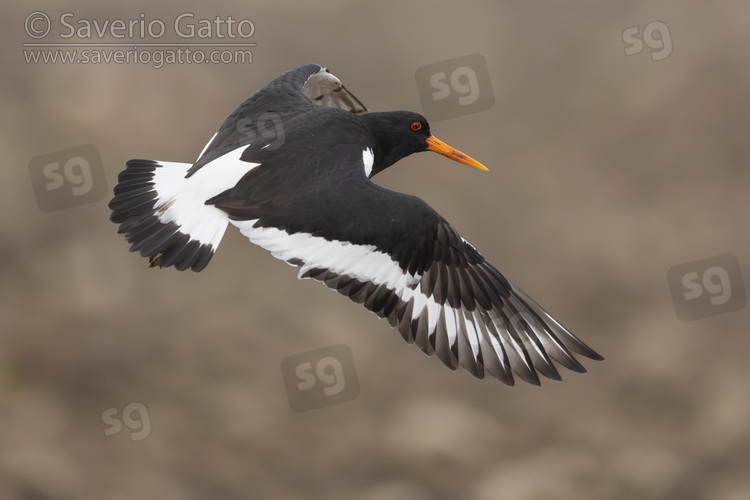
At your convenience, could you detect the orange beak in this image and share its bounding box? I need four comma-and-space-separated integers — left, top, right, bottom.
426, 135, 488, 171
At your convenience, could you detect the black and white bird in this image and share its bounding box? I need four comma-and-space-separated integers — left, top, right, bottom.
109, 63, 602, 386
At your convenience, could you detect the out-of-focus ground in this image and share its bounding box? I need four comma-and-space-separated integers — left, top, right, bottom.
2, 1, 749, 499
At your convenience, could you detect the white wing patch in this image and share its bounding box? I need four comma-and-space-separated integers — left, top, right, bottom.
231, 219, 419, 290
196, 131, 218, 161
363, 147, 374, 177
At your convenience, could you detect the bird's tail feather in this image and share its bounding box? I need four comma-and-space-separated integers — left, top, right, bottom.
109, 159, 229, 272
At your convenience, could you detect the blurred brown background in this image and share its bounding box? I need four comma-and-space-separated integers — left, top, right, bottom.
2, 1, 749, 499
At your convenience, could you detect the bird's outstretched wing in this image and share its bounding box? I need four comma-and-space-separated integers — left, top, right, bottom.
209, 145, 603, 386
189, 64, 367, 176
299, 222, 604, 386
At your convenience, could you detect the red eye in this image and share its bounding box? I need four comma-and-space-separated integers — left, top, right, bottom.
411, 121, 422, 131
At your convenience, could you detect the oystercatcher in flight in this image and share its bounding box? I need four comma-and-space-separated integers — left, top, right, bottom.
109, 64, 602, 386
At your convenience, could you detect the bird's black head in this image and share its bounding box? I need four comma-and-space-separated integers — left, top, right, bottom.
362, 111, 487, 178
